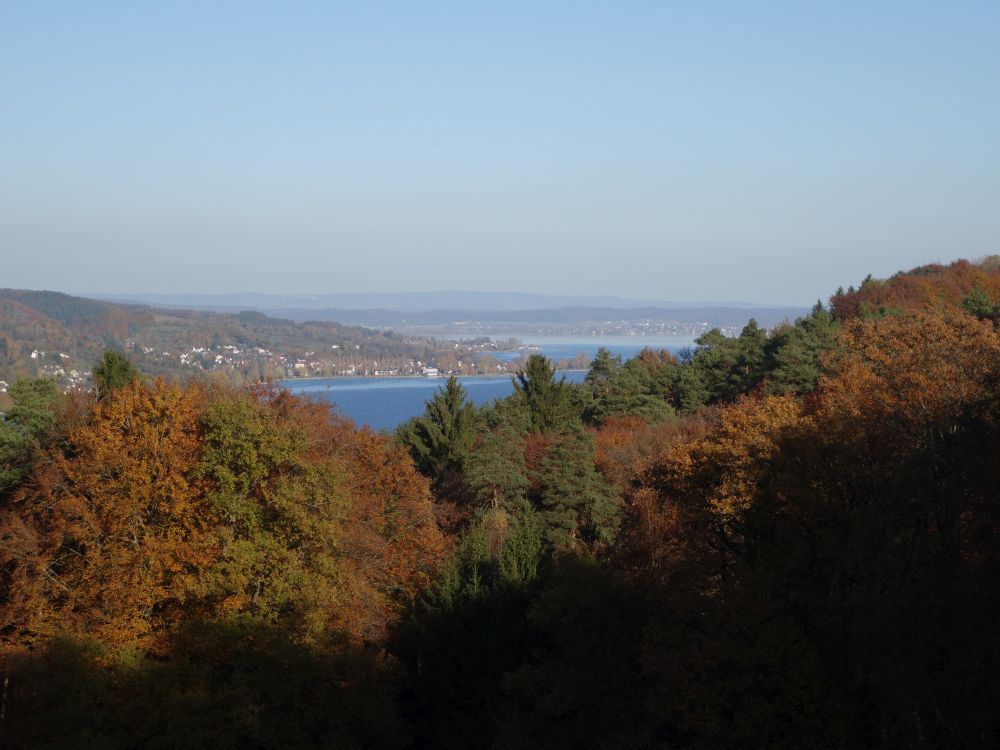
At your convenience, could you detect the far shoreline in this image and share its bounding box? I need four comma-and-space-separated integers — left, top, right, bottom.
277, 369, 589, 385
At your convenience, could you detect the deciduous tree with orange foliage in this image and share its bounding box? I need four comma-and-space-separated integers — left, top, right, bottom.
1, 378, 444, 650
1, 380, 214, 649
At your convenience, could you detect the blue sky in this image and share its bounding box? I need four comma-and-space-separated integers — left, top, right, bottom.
1, 1, 998, 304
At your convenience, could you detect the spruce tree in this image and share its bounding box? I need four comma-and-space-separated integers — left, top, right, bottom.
513, 354, 573, 433
92, 350, 140, 399
584, 347, 621, 395
532, 427, 619, 550
466, 428, 530, 512
400, 375, 476, 483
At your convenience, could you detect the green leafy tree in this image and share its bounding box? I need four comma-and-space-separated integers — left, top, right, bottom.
197, 392, 306, 534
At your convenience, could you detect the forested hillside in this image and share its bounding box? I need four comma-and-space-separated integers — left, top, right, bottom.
830, 256, 1000, 319
2, 258, 999, 748
0, 289, 495, 388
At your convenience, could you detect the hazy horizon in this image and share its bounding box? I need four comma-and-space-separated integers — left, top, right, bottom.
85, 289, 811, 310
3, 2, 998, 304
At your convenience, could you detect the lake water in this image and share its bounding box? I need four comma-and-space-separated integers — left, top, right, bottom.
495, 334, 698, 363
283, 372, 584, 432
281, 336, 696, 431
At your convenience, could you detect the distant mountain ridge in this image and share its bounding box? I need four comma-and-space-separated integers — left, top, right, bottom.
222, 305, 808, 329
87, 292, 806, 330
89, 290, 791, 313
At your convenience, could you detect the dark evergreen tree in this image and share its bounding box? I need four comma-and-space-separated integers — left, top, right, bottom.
465, 428, 530, 512
92, 350, 140, 399
962, 287, 1000, 322
673, 357, 712, 411
513, 355, 574, 433
584, 347, 621, 396
532, 427, 619, 550
475, 388, 532, 435
399, 376, 476, 496
726, 319, 767, 397
586, 357, 674, 424
764, 302, 839, 395
687, 329, 740, 404
0, 378, 61, 493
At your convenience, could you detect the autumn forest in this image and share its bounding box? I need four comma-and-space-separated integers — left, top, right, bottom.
2, 258, 1000, 748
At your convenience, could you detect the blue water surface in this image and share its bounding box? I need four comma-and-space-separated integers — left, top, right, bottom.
282, 336, 696, 431
283, 372, 583, 432
495, 335, 698, 364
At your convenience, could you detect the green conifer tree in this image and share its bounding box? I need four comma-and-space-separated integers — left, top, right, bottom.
764, 303, 839, 395
92, 350, 140, 399
400, 375, 476, 483
584, 347, 621, 396
726, 318, 768, 397
0, 378, 61, 493
466, 429, 530, 512
532, 428, 619, 550
513, 355, 574, 433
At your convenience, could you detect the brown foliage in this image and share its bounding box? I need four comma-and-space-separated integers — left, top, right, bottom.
314, 415, 447, 640
588, 309, 1000, 746
831, 258, 1000, 320
635, 346, 678, 372
806, 311, 1000, 564
619, 396, 800, 568
1, 380, 214, 649
608, 413, 712, 579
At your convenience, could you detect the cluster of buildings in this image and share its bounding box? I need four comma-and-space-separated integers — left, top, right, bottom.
4, 338, 535, 394
18, 350, 92, 391
404, 320, 737, 339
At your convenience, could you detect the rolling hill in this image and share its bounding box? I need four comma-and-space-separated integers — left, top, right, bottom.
0, 289, 489, 388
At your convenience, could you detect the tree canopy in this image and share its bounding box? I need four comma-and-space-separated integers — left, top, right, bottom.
92, 350, 141, 399
4, 260, 1000, 748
